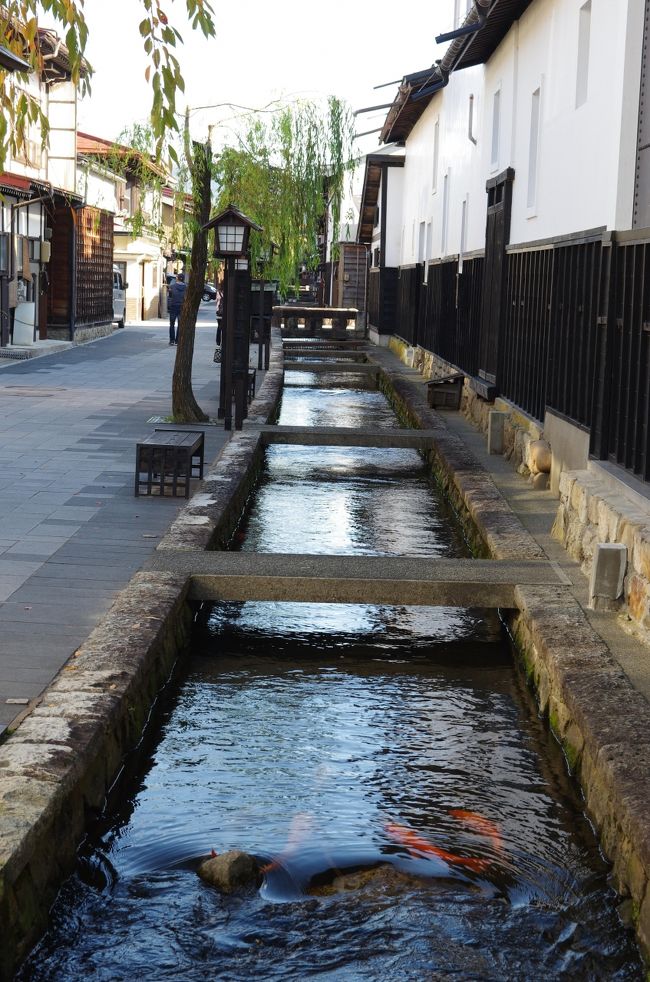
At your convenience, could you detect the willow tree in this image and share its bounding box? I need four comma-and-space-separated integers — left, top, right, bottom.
0, 0, 215, 174
214, 97, 355, 293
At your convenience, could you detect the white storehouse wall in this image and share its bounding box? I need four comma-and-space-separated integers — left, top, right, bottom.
395, 0, 645, 266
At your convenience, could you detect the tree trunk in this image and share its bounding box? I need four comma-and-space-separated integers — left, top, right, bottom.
172, 139, 211, 422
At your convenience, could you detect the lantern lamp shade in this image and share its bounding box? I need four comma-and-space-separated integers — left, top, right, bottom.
203, 204, 263, 258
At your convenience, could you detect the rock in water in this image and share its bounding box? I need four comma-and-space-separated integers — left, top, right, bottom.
197, 850, 261, 892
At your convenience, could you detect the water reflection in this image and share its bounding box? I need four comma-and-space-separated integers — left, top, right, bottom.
20, 627, 642, 980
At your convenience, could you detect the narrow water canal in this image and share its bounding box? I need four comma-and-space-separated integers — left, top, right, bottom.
19, 369, 642, 979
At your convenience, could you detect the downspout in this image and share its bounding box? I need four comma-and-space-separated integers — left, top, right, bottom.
439, 0, 492, 74
69, 202, 83, 340
510, 20, 520, 173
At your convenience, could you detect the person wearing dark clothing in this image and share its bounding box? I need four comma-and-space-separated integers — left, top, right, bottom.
168, 273, 187, 345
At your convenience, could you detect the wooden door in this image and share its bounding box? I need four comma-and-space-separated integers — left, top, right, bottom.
479, 168, 514, 386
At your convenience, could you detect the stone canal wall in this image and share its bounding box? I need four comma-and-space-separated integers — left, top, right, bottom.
2, 334, 650, 973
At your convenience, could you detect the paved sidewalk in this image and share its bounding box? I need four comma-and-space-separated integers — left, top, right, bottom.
0, 317, 231, 734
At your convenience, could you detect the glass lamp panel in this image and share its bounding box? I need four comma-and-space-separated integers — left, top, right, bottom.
217, 223, 245, 253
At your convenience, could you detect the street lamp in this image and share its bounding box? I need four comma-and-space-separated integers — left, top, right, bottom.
203, 205, 262, 430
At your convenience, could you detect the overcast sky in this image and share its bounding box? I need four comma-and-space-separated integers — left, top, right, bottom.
75, 1, 453, 156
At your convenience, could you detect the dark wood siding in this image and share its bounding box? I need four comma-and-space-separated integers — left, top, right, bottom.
336, 243, 367, 312
75, 207, 113, 327
47, 204, 73, 327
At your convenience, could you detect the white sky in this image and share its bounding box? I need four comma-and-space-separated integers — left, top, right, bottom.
74, 0, 453, 157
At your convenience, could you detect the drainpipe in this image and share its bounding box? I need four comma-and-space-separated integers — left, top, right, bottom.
438, 0, 492, 75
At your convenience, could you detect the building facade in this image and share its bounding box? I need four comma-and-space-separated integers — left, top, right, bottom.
362, 0, 650, 488
0, 29, 113, 349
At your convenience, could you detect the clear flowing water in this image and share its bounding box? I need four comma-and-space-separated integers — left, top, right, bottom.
19, 373, 642, 980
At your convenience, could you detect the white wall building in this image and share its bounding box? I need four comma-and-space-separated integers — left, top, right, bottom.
385, 0, 645, 267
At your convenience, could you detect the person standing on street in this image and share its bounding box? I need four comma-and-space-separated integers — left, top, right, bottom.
168, 272, 187, 345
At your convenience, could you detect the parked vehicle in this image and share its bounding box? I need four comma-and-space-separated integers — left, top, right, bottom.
113, 267, 127, 328
202, 283, 217, 302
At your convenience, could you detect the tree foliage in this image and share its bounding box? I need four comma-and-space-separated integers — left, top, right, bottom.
213, 97, 355, 292
0, 0, 215, 174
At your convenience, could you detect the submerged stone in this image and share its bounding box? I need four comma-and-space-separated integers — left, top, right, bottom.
197, 850, 262, 893
307, 863, 458, 897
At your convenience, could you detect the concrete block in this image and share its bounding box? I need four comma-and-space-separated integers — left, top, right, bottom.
589, 542, 627, 609
487, 410, 508, 455
544, 409, 590, 497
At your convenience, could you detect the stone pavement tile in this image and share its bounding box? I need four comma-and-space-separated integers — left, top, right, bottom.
25, 522, 82, 537
0, 640, 75, 667
0, 603, 101, 625
5, 539, 69, 557
0, 679, 46, 699
0, 516, 43, 535
0, 619, 86, 639
0, 661, 72, 682
0, 559, 44, 576
46, 506, 100, 521
28, 491, 76, 507
8, 583, 119, 603
30, 563, 137, 581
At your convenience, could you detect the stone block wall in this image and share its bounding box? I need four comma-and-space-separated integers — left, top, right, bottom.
392, 342, 545, 477
553, 468, 650, 632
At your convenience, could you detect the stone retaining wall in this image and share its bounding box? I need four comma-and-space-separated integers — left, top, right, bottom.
553, 467, 650, 633
389, 339, 545, 477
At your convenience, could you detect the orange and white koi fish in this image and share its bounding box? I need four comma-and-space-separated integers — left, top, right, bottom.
448, 809, 504, 855
384, 821, 490, 873
260, 812, 314, 875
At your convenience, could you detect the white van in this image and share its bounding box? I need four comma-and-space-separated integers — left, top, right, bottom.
113, 266, 127, 328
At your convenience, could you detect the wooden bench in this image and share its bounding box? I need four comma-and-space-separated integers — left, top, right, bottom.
134, 429, 205, 498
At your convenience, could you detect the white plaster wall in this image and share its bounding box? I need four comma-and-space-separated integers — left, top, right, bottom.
395, 0, 645, 262
77, 168, 122, 213
400, 62, 485, 263
46, 79, 77, 193
385, 167, 404, 266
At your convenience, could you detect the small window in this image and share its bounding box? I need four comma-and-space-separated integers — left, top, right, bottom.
491, 90, 501, 169
441, 172, 450, 254
418, 221, 426, 263
0, 233, 9, 274
527, 87, 541, 210
576, 0, 591, 107
468, 94, 477, 145
460, 197, 468, 258
432, 118, 440, 193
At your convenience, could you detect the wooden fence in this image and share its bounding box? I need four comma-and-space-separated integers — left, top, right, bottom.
389, 229, 650, 483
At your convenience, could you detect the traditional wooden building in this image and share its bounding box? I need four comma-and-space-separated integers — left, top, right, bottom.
77, 133, 170, 323
0, 28, 113, 349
